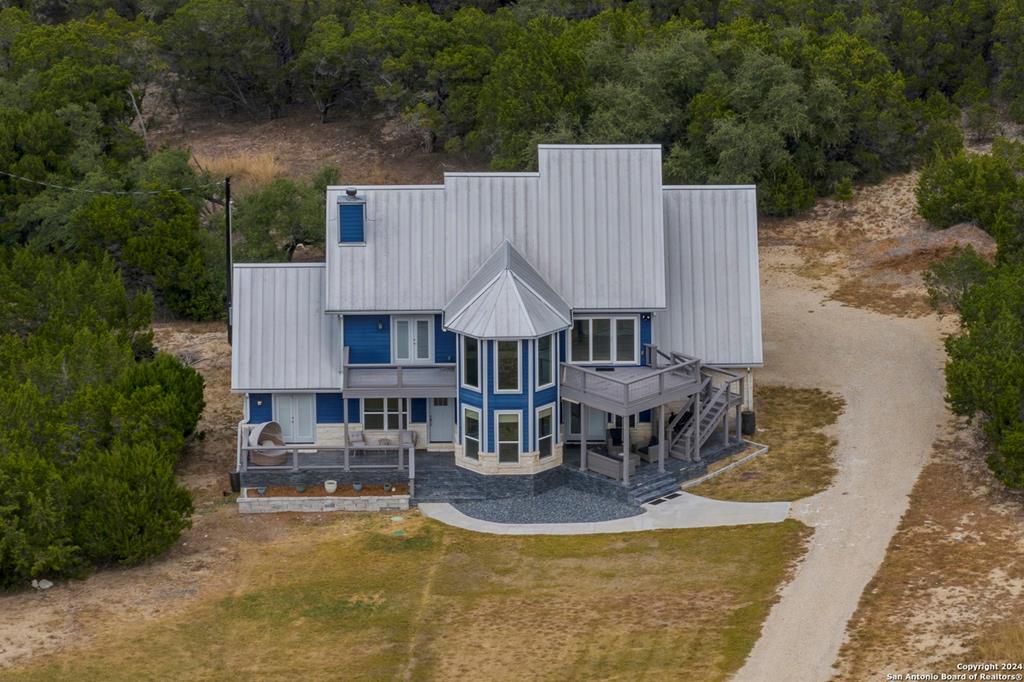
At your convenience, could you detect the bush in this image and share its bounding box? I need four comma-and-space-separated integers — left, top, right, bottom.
0, 251, 203, 588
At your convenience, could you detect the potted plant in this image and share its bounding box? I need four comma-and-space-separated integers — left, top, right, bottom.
324, 480, 338, 494
353, 482, 363, 493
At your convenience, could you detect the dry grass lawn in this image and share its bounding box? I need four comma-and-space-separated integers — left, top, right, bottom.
6, 514, 809, 682
690, 385, 844, 502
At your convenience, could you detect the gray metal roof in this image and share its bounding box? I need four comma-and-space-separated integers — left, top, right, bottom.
443, 241, 571, 339
324, 145, 667, 313
231, 264, 340, 391
655, 186, 763, 366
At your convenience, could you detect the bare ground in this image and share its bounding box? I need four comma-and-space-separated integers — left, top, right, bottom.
834, 426, 1024, 678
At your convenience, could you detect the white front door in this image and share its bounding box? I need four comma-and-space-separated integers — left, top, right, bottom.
429, 397, 454, 442
274, 394, 315, 443
565, 401, 606, 441
394, 317, 433, 364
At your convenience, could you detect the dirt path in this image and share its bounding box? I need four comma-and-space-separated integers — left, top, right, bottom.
733, 255, 950, 681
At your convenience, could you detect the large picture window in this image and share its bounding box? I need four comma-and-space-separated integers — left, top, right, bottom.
537, 406, 554, 459
462, 336, 480, 389
363, 398, 407, 430
497, 412, 520, 463
495, 340, 520, 392
463, 406, 480, 460
536, 334, 554, 388
569, 317, 638, 364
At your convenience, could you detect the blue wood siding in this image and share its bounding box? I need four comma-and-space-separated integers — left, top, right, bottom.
339, 203, 364, 243
485, 340, 531, 451
411, 398, 427, 423
316, 393, 343, 423
640, 313, 653, 366
434, 314, 456, 363
343, 315, 391, 364
294, 394, 362, 424
248, 393, 272, 422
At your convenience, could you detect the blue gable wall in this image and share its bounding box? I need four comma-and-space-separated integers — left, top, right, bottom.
344, 315, 390, 364
249, 393, 272, 422
435, 315, 456, 363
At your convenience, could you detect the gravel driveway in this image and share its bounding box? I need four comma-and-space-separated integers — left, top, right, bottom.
733, 274, 950, 681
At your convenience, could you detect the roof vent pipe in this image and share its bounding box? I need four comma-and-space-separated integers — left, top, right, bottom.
345, 187, 358, 197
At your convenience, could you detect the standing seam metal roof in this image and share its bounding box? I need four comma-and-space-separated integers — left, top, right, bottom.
656, 186, 763, 366
325, 146, 667, 313
443, 241, 572, 339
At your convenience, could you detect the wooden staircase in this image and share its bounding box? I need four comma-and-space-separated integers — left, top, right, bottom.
666, 373, 738, 462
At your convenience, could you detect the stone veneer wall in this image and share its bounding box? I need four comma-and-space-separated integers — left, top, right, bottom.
453, 442, 564, 475
238, 492, 409, 514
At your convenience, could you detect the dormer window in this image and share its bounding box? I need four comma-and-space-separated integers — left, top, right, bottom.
339, 189, 365, 244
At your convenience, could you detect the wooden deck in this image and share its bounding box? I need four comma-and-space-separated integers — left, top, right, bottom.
559, 360, 702, 415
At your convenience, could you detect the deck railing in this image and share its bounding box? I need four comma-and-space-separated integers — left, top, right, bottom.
236, 422, 418, 492
342, 346, 457, 397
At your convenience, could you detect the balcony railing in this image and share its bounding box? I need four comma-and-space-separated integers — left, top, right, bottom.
342, 346, 458, 398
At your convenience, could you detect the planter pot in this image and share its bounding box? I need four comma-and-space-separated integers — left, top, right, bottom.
295, 485, 306, 494
256, 486, 267, 496
353, 482, 363, 492
324, 480, 338, 494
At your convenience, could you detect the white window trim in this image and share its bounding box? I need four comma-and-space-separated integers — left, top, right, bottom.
495, 410, 522, 465
361, 397, 408, 430
535, 334, 556, 390
536, 404, 554, 459
460, 336, 481, 391
494, 339, 521, 393
567, 315, 640, 365
391, 316, 434, 364
462, 404, 481, 460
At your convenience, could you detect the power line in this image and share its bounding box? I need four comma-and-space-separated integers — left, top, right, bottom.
0, 169, 223, 196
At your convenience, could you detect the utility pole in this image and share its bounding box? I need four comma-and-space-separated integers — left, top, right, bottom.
225, 176, 233, 345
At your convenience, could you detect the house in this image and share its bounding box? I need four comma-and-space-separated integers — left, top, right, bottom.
231, 144, 762, 504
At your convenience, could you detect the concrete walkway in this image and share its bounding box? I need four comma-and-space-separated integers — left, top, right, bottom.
418, 492, 789, 535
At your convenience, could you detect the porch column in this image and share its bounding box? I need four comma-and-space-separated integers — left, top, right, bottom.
658, 405, 666, 474
622, 416, 630, 486
343, 397, 350, 472
580, 404, 588, 472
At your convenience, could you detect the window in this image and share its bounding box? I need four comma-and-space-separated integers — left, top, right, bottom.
393, 317, 432, 363
462, 336, 479, 389
363, 398, 407, 430
463, 406, 480, 460
615, 319, 635, 362
536, 334, 554, 388
537, 406, 554, 458
495, 340, 520, 392
497, 412, 520, 463
339, 203, 364, 243
569, 317, 639, 364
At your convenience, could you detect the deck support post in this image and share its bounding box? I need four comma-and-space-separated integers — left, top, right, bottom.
343, 398, 351, 472
622, 416, 630, 486
658, 404, 666, 474
694, 390, 702, 462
580, 404, 588, 472
408, 446, 415, 498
